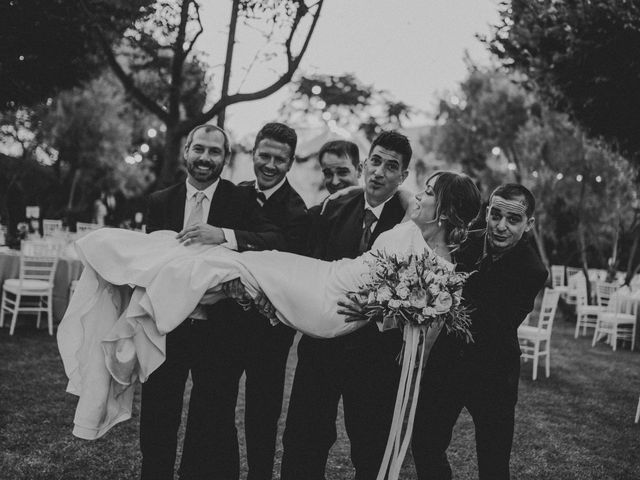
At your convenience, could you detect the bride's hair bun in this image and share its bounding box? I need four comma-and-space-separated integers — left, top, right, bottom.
428, 171, 482, 250
447, 224, 469, 247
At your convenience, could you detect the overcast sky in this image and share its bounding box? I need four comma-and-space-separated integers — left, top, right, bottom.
200, 0, 501, 139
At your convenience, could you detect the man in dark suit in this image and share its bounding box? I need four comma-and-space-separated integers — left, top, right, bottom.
280, 131, 412, 480
140, 124, 285, 480
411, 183, 548, 480
221, 123, 309, 480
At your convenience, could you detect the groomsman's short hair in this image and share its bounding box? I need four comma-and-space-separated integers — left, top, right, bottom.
254, 123, 298, 160
318, 140, 360, 169
184, 124, 231, 157
369, 130, 412, 169
490, 183, 536, 218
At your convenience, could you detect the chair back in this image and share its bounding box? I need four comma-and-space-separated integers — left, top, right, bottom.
574, 284, 589, 307
596, 281, 618, 307
608, 291, 639, 317
19, 240, 62, 284
566, 267, 582, 279
551, 265, 565, 288
42, 219, 63, 237
535, 288, 560, 334
76, 222, 102, 236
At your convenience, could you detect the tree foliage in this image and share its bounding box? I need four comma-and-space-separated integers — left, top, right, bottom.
426, 66, 639, 276
0, 0, 151, 108
426, 64, 530, 184
280, 73, 412, 141
487, 0, 640, 160
1, 0, 324, 187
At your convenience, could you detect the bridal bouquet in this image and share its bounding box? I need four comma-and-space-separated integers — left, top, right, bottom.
350, 249, 473, 343
348, 249, 474, 480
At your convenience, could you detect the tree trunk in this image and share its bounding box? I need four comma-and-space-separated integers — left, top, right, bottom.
158, 127, 183, 188
67, 168, 81, 210
217, 0, 240, 129
624, 213, 640, 286
574, 179, 592, 302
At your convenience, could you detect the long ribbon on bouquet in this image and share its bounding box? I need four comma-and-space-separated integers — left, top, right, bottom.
376, 322, 443, 480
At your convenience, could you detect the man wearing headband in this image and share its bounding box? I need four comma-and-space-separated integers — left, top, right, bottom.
412, 183, 547, 480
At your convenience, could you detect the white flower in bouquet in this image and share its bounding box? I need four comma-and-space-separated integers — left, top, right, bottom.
398, 264, 418, 284
388, 299, 402, 309
377, 285, 393, 302
428, 283, 441, 297
409, 288, 427, 309
423, 270, 436, 284
422, 306, 438, 318
396, 283, 410, 300
434, 291, 453, 314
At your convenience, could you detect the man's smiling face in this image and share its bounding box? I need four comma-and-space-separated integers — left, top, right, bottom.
252, 138, 293, 190
184, 128, 227, 188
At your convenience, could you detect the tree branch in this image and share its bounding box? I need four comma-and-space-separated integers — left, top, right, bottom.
168, 0, 192, 120
78, 0, 169, 123
183, 0, 204, 58
179, 0, 324, 134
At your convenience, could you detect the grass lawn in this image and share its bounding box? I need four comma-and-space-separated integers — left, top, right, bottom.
1, 309, 640, 479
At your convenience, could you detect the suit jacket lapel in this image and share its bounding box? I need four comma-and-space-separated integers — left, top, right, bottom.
371, 192, 402, 244
168, 183, 187, 232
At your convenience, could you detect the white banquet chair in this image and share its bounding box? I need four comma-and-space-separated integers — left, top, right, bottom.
575, 281, 617, 338
564, 272, 586, 307
76, 222, 102, 237
0, 240, 63, 335
42, 219, 63, 237
592, 290, 638, 351
551, 265, 566, 291
518, 288, 560, 380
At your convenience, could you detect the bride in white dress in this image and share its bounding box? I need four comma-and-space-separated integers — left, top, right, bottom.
57, 171, 481, 444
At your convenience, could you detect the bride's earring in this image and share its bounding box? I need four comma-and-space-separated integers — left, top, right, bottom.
438, 219, 442, 227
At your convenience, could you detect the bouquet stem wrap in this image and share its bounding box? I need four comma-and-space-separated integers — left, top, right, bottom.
376, 322, 442, 480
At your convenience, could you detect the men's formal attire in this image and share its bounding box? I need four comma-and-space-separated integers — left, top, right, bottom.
140, 179, 284, 480
281, 189, 406, 480
412, 232, 548, 480
226, 178, 309, 480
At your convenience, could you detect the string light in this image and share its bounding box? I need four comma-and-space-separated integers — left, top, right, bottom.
595, 175, 602, 183
147, 128, 157, 138
140, 143, 150, 153
311, 85, 322, 95
491, 146, 501, 156
576, 174, 583, 182
556, 173, 564, 180
532, 171, 539, 178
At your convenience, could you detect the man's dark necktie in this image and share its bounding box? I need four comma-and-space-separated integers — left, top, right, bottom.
256, 190, 267, 206
358, 209, 377, 254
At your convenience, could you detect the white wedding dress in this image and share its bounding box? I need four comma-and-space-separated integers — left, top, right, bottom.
57, 220, 438, 440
